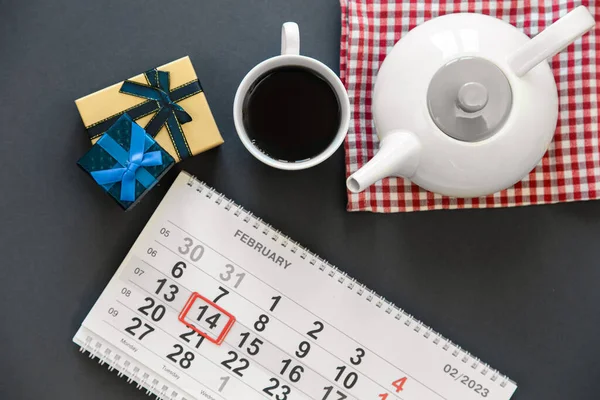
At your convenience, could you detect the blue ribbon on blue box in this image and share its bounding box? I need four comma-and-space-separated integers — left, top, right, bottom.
90, 119, 163, 202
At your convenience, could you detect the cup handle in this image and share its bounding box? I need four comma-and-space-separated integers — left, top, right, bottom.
281, 22, 300, 55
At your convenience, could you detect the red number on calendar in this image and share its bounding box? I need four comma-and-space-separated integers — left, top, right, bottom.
378, 394, 389, 400
392, 377, 407, 392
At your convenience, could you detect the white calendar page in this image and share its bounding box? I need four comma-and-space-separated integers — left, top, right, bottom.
74, 171, 517, 400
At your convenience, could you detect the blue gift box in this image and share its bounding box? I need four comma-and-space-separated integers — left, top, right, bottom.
78, 114, 175, 210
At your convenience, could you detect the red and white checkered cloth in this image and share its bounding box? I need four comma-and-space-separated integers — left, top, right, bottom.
341, 0, 599, 212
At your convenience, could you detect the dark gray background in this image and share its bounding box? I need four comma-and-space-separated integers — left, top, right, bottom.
1, 1, 599, 399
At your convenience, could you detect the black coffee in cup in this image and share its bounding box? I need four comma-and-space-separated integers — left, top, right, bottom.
242, 66, 341, 162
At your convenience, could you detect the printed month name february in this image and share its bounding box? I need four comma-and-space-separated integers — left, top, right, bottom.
233, 229, 292, 269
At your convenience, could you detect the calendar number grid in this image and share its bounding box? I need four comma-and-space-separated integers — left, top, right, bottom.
152, 238, 406, 399
118, 223, 424, 399
184, 177, 513, 389
156, 219, 447, 400
74, 173, 516, 400
166, 216, 475, 395
126, 255, 348, 400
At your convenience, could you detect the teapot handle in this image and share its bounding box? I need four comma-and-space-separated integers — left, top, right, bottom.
508, 6, 595, 77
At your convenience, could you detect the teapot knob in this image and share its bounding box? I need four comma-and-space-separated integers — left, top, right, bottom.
457, 82, 488, 113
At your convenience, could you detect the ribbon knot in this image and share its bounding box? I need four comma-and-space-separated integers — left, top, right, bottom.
123, 158, 140, 180
157, 89, 174, 107
90, 118, 163, 202
120, 69, 194, 159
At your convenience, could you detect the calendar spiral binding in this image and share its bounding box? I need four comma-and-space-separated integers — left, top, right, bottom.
186, 174, 515, 389
74, 327, 190, 400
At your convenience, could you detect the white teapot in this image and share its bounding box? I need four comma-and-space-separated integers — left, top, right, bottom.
346, 6, 595, 198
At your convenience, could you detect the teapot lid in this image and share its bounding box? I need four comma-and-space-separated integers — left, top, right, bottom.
427, 57, 512, 142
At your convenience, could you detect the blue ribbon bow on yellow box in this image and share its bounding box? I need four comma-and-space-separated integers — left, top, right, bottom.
78, 114, 175, 210
88, 68, 200, 160
75, 56, 224, 163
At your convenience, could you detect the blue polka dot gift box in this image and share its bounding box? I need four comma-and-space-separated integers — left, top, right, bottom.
77, 114, 175, 210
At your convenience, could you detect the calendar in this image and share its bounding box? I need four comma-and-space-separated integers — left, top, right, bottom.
73, 171, 517, 400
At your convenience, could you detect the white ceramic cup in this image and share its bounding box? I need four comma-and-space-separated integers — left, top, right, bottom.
233, 22, 350, 170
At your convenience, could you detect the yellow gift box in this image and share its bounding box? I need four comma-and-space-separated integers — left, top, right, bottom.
75, 56, 223, 162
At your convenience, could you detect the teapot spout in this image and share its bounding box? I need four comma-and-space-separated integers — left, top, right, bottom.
346, 130, 421, 193
508, 6, 595, 77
